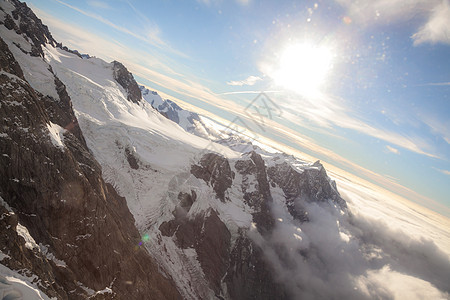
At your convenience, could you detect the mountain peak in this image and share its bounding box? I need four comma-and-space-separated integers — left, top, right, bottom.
112, 60, 142, 104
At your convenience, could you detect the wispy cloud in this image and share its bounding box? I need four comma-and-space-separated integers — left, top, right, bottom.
217, 90, 280, 95
418, 113, 450, 145
433, 167, 450, 176
275, 92, 439, 159
53, 0, 186, 57
86, 0, 111, 10
33, 6, 444, 216
227, 75, 262, 86
235, 0, 251, 6
336, 0, 450, 46
421, 82, 450, 86
196, 0, 251, 6
412, 0, 450, 45
386, 145, 400, 154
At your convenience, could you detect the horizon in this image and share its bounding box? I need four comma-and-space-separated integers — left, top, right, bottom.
27, 0, 450, 217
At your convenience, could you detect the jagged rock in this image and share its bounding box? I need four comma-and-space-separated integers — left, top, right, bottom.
160, 208, 231, 296
225, 230, 288, 300
178, 190, 196, 210
0, 204, 72, 298
112, 61, 142, 104
125, 147, 139, 170
267, 160, 346, 222
191, 153, 233, 202
7, 0, 56, 57
235, 152, 275, 234
0, 37, 23, 78
156, 100, 181, 123
3, 13, 17, 31
140, 86, 211, 136
0, 30, 179, 300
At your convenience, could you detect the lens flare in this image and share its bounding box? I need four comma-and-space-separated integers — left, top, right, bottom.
273, 43, 333, 97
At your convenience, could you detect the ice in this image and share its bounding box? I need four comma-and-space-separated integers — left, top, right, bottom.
16, 223, 39, 251
0, 264, 54, 300
0, 26, 58, 99
38, 244, 67, 268
46, 122, 65, 150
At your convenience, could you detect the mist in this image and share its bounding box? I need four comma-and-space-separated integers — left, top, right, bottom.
249, 187, 450, 299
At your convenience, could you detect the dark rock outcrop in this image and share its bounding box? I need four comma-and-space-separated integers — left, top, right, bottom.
235, 152, 275, 234
125, 147, 139, 170
160, 206, 231, 297
268, 160, 346, 222
180, 151, 347, 299
2, 0, 56, 57
112, 61, 142, 104
0, 30, 180, 300
225, 231, 288, 300
140, 86, 208, 134
191, 153, 233, 202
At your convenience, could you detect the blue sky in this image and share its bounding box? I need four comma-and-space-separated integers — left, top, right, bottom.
28, 0, 450, 214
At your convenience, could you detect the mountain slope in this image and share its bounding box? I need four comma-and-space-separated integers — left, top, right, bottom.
0, 1, 180, 298
42, 41, 350, 298
3, 1, 446, 299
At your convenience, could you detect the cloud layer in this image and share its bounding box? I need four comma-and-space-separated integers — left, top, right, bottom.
250, 179, 450, 299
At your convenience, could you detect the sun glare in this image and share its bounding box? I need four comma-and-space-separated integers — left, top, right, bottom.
273, 43, 333, 97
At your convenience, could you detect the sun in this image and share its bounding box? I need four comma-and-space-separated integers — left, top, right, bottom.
273, 43, 333, 97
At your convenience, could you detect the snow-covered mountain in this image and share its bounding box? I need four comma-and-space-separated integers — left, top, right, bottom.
1, 1, 449, 299
141, 85, 226, 140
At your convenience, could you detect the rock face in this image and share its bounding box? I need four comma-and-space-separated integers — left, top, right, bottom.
191, 153, 234, 202
0, 2, 180, 298
225, 231, 288, 300
112, 61, 142, 104
174, 151, 346, 299
267, 159, 346, 221
1, 1, 349, 299
160, 205, 231, 297
239, 152, 275, 234
1, 0, 56, 57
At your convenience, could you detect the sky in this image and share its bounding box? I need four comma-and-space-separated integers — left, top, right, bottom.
27, 0, 450, 215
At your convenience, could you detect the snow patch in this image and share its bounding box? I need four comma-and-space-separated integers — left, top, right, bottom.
46, 122, 65, 150
0, 26, 59, 99
39, 244, 67, 268
0, 264, 55, 300
0, 251, 10, 261
16, 223, 39, 251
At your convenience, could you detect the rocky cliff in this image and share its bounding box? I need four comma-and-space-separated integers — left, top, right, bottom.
0, 1, 349, 299
156, 150, 346, 299
0, 1, 180, 298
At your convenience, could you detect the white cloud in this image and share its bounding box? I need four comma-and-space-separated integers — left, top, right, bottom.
33, 5, 444, 216
227, 75, 262, 86
422, 82, 450, 86
196, 0, 251, 6
86, 0, 111, 10
336, 0, 450, 46
217, 90, 279, 95
250, 181, 450, 299
386, 145, 400, 154
418, 114, 450, 145
412, 0, 450, 45
53, 0, 186, 56
275, 92, 439, 159
235, 0, 251, 5
434, 168, 450, 176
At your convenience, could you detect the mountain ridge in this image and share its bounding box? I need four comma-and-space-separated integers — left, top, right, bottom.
4, 1, 443, 300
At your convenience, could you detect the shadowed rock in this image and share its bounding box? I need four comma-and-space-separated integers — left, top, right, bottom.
191, 153, 233, 202
112, 61, 142, 104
